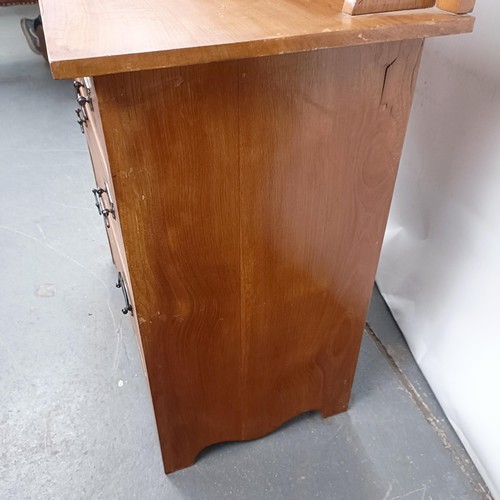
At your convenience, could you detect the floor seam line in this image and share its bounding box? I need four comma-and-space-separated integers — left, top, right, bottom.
364, 322, 492, 500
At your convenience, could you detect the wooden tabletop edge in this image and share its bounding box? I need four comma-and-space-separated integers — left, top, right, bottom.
48, 15, 474, 80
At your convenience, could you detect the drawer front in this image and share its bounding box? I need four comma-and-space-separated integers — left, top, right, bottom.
112, 244, 148, 376
85, 125, 122, 268
74, 77, 124, 266
74, 78, 113, 186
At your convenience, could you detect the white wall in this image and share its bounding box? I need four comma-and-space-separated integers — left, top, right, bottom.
377, 1, 500, 497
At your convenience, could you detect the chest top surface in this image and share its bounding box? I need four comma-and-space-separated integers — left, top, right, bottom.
39, 0, 473, 79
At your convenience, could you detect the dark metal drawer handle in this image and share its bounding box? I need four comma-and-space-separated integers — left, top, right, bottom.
73, 80, 84, 96
116, 272, 133, 315
75, 107, 88, 133
77, 93, 93, 110
73, 79, 94, 111
92, 187, 106, 214
92, 186, 115, 228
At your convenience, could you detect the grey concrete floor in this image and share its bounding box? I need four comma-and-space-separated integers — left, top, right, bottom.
0, 6, 492, 500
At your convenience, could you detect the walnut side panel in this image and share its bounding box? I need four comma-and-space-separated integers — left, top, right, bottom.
93, 39, 424, 473
239, 40, 424, 433
94, 64, 243, 472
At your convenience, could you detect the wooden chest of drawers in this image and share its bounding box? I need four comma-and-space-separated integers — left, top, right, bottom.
41, 0, 475, 473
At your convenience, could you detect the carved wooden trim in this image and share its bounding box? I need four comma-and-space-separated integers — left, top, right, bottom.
343, 0, 435, 15
436, 0, 475, 13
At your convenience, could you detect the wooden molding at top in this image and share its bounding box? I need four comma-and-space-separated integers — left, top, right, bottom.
436, 0, 475, 14
343, 0, 435, 15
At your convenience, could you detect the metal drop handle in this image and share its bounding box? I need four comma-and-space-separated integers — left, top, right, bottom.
92, 187, 116, 228
73, 80, 84, 95
77, 93, 93, 110
116, 272, 133, 315
75, 108, 87, 133
73, 79, 94, 110
92, 187, 106, 214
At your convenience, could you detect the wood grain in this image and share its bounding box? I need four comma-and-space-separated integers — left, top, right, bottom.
93, 38, 423, 472
343, 0, 434, 15
436, 0, 475, 13
38, 0, 472, 79
238, 39, 424, 432
95, 63, 243, 472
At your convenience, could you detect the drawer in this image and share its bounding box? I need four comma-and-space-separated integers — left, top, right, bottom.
74, 77, 124, 268
113, 249, 148, 378
105, 205, 129, 285
85, 118, 110, 190
87, 140, 122, 268
74, 78, 113, 186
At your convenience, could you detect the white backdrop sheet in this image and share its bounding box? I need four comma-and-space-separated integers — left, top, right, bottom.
377, 2, 500, 497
